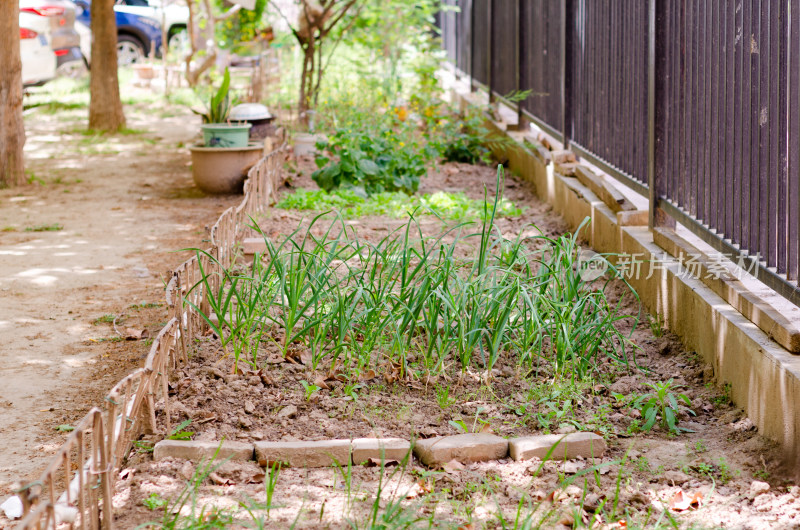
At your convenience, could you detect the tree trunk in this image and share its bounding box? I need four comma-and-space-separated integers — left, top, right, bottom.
89, 0, 125, 131
0, 4, 26, 187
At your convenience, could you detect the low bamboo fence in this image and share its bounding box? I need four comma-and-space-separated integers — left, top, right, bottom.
14, 139, 287, 530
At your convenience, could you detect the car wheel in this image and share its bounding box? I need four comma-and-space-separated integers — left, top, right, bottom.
167, 28, 189, 56
117, 35, 145, 66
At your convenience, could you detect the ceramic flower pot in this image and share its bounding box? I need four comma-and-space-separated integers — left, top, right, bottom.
200, 123, 252, 148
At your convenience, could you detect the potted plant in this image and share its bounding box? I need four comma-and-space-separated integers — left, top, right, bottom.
194, 68, 252, 148
189, 68, 265, 194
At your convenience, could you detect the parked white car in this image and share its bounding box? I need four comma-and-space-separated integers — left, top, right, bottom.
19, 23, 57, 86
19, 0, 86, 75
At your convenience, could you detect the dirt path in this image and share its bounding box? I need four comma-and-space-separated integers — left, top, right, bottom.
0, 84, 240, 496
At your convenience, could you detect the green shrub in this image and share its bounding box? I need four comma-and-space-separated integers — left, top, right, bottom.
312, 122, 430, 196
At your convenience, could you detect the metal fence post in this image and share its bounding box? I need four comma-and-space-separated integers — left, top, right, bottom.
517, 0, 523, 127
468, 0, 474, 93
562, 0, 572, 149
647, 0, 664, 228
487, 0, 493, 103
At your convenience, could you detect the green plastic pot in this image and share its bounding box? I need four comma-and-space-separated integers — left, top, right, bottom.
201, 123, 252, 148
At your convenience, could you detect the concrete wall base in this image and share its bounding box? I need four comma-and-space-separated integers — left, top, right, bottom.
471, 101, 800, 475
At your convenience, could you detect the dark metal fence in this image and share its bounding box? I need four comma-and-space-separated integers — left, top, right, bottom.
441, 0, 800, 306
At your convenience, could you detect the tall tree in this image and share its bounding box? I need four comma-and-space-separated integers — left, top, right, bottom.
89, 0, 125, 131
271, 0, 361, 121
0, 3, 26, 187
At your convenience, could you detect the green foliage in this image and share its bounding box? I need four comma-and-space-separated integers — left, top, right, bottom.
143, 493, 167, 511
312, 123, 429, 196
167, 419, 194, 441
634, 379, 695, 434
213, 0, 267, 50
192, 68, 231, 124
55, 424, 74, 432
299, 380, 321, 401
276, 187, 522, 221
25, 223, 63, 232
341, 0, 444, 101
195, 167, 637, 382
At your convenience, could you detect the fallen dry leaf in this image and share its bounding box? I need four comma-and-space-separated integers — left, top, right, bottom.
442, 459, 465, 473
208, 472, 233, 486
669, 489, 703, 511
313, 375, 330, 390
124, 327, 148, 340
478, 423, 494, 434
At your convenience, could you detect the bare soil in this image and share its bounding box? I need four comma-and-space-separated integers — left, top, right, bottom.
110, 161, 800, 529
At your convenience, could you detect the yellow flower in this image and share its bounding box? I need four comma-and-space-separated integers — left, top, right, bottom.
399, 142, 405, 147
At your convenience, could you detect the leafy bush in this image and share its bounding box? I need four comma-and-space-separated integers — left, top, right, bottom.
312, 123, 430, 196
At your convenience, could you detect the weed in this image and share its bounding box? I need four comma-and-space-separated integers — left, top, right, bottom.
713, 382, 733, 406
133, 440, 155, 453
143, 493, 167, 511
634, 379, 694, 434
25, 223, 63, 232
93, 314, 116, 325
2, 226, 16, 232
649, 313, 665, 337
449, 407, 489, 434
167, 419, 194, 441
55, 424, 74, 432
686, 439, 708, 455
299, 380, 321, 401
435, 385, 456, 409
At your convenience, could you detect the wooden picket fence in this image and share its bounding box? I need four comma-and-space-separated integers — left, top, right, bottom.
14, 141, 287, 530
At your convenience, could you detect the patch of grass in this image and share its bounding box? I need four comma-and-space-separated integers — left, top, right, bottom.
26, 101, 88, 114
2, 226, 17, 232
25, 223, 63, 232
129, 302, 163, 310
276, 187, 523, 222
93, 314, 116, 325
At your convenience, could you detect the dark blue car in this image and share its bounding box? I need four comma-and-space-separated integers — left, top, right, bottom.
74, 0, 163, 65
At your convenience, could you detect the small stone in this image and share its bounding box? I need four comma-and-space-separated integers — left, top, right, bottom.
750, 480, 771, 496
277, 405, 298, 419
754, 494, 772, 511
789, 485, 800, 498
662, 470, 691, 486
565, 485, 583, 497
413, 433, 508, 466
153, 440, 254, 462
238, 415, 253, 428
254, 440, 351, 468
247, 376, 262, 387
244, 401, 255, 414
555, 425, 577, 434
352, 438, 411, 465
509, 433, 606, 461
583, 493, 602, 512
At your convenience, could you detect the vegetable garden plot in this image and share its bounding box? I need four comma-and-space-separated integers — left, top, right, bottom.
113, 163, 793, 530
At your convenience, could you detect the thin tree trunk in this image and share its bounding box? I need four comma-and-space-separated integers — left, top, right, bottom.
0, 3, 26, 187
89, 0, 126, 131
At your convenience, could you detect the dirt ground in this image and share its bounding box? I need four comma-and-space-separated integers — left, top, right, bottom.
0, 82, 241, 498
114, 163, 798, 528
2, 82, 799, 529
